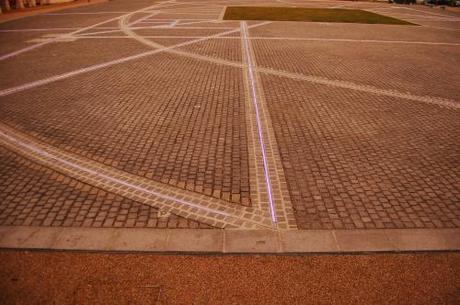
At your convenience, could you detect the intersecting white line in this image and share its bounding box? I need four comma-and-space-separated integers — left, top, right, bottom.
0, 22, 269, 97
68, 34, 460, 46
0, 0, 177, 61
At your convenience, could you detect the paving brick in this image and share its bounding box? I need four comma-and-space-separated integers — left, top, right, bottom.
261, 74, 460, 229
0, 0, 459, 233
0, 146, 212, 229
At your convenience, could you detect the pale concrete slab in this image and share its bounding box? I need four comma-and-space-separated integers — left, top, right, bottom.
386, 229, 460, 251
165, 229, 223, 252
224, 230, 279, 253
280, 230, 339, 252
53, 227, 117, 251
334, 230, 396, 252
109, 229, 169, 252
0, 226, 61, 249
1, 227, 460, 253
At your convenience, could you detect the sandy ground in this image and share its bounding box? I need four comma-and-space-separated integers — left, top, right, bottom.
0, 250, 459, 304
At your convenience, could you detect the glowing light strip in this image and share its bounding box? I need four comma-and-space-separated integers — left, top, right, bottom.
0, 130, 232, 218
241, 21, 277, 225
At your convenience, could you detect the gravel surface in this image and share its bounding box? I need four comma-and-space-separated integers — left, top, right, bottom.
0, 251, 459, 304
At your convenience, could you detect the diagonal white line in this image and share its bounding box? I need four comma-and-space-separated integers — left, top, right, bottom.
0, 28, 81, 32
0, 130, 232, 218
74, 29, 125, 37
0, 22, 270, 98
44, 12, 131, 15
0, 41, 51, 61
0, 0, 177, 61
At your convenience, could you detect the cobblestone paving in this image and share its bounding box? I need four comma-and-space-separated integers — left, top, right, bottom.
0, 31, 70, 55
0, 0, 459, 231
178, 38, 242, 62
248, 21, 460, 42
252, 39, 460, 101
0, 53, 252, 206
261, 74, 460, 229
0, 39, 151, 89
0, 146, 211, 228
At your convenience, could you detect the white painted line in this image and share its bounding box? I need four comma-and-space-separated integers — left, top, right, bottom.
175, 19, 218, 26
0, 130, 232, 219
136, 21, 172, 24
0, 40, 50, 61
139, 18, 211, 21
257, 68, 460, 110
44, 11, 130, 15
0, 22, 269, 97
142, 18, 212, 21
74, 29, 124, 37
137, 26, 233, 29
241, 21, 277, 227
158, 12, 218, 15
70, 35, 460, 46
249, 36, 460, 46
127, 10, 161, 27
73, 36, 202, 39
0, 0, 176, 61
0, 28, 80, 32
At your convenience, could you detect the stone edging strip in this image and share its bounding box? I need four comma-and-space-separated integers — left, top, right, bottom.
0, 226, 458, 253
0, 123, 273, 230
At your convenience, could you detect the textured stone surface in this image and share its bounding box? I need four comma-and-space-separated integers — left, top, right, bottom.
0, 0, 459, 231
0, 53, 252, 206
261, 74, 460, 229
0, 146, 211, 229
253, 39, 460, 100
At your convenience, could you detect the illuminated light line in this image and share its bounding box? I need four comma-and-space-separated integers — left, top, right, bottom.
241, 21, 277, 226
0, 130, 233, 218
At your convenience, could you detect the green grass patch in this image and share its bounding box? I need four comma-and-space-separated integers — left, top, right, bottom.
223, 7, 416, 25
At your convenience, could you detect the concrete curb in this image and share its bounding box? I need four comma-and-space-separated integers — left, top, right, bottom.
0, 226, 459, 253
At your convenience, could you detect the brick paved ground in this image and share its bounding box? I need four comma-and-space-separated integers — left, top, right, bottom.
262, 74, 460, 229
0, 146, 211, 228
0, 38, 151, 89
0, 0, 459, 231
